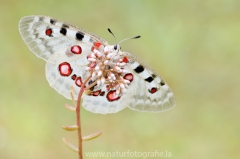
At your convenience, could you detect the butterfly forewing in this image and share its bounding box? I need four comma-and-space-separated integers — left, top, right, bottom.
19, 15, 107, 61
121, 53, 175, 112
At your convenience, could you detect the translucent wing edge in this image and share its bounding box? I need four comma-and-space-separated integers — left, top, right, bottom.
123, 52, 176, 113
19, 15, 108, 45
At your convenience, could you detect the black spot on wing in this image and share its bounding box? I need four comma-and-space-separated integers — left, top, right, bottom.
160, 81, 165, 86
62, 24, 69, 28
145, 76, 154, 83
60, 27, 67, 35
134, 65, 144, 73
90, 38, 95, 43
35, 33, 39, 38
152, 74, 156, 78
76, 32, 84, 41
50, 19, 56, 24
39, 16, 44, 21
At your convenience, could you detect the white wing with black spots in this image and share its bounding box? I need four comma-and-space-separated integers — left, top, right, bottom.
19, 15, 107, 61
123, 52, 176, 112
19, 15, 176, 114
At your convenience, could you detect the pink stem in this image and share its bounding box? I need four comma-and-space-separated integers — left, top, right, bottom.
76, 75, 92, 159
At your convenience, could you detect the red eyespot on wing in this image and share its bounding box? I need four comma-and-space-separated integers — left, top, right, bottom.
45, 28, 52, 36
123, 73, 134, 82
71, 45, 82, 54
107, 90, 121, 102
149, 87, 157, 94
75, 77, 83, 87
100, 91, 105, 96
59, 62, 72, 76
71, 74, 77, 80
122, 57, 129, 63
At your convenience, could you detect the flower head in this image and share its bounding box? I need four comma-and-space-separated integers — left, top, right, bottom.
86, 42, 131, 97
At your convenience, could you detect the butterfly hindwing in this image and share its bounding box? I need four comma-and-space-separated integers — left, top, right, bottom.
45, 45, 91, 100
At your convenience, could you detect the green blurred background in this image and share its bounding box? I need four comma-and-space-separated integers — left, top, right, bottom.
1, 0, 240, 158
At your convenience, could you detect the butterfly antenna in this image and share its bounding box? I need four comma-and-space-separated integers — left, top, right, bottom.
108, 28, 117, 43
118, 35, 141, 44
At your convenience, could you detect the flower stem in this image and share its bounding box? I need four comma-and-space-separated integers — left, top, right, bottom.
76, 75, 92, 159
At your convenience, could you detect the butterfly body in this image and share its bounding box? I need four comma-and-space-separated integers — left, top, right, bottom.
19, 15, 175, 114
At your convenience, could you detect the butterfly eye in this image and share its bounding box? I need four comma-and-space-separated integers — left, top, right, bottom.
114, 45, 118, 50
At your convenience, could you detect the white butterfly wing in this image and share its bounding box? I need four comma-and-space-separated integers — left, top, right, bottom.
81, 53, 176, 114
19, 15, 107, 61
44, 47, 128, 114
123, 53, 176, 112
82, 90, 129, 114
19, 15, 128, 114
45, 47, 90, 99
19, 15, 175, 114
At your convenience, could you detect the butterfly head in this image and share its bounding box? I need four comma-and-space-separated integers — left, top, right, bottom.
107, 28, 139, 53
113, 44, 121, 52
113, 44, 118, 50
102, 44, 120, 55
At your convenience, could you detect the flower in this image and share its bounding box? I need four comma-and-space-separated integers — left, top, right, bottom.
86, 42, 131, 97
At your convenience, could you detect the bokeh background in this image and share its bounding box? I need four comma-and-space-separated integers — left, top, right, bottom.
1, 0, 240, 159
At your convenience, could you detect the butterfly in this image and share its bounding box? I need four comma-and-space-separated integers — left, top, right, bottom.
19, 15, 176, 114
